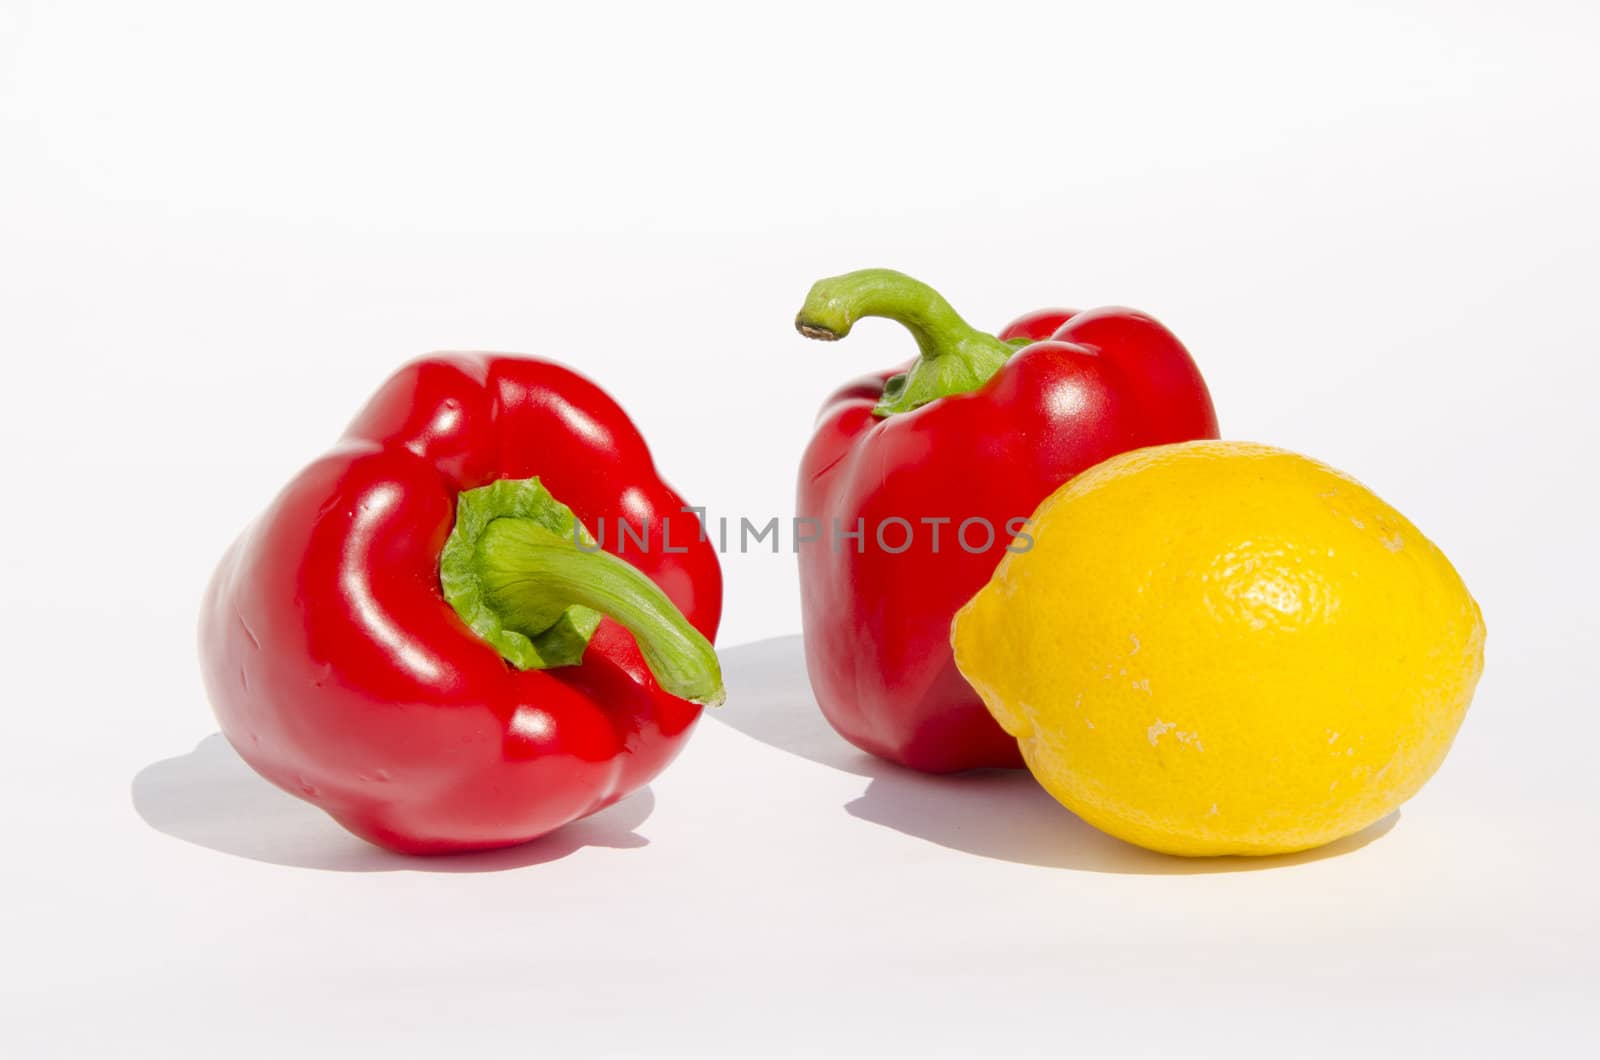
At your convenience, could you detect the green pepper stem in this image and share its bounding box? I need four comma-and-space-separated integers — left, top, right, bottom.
794, 268, 1016, 416
439, 477, 723, 706
476, 521, 723, 706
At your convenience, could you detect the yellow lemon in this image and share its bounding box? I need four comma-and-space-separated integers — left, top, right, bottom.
951, 441, 1485, 857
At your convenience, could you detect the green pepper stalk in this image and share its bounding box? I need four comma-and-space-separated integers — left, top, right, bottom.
441, 477, 724, 706
795, 268, 1021, 416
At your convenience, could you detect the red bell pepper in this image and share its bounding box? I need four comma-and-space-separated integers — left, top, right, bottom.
795, 269, 1219, 772
199, 354, 723, 854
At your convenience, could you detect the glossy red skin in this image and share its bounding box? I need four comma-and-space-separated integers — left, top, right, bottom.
199, 355, 722, 854
797, 308, 1219, 773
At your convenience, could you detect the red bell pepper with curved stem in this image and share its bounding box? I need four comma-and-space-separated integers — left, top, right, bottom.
199, 354, 722, 854
795, 269, 1219, 773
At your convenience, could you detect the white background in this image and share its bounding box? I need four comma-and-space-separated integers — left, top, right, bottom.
3, 2, 1598, 1056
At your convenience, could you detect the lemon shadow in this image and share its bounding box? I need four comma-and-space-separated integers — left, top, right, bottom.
131, 733, 653, 873
711, 635, 1398, 874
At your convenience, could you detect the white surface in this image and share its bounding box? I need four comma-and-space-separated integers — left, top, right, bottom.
3, 2, 1598, 1056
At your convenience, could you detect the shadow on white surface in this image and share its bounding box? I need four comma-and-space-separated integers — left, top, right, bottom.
131, 733, 654, 872
713, 636, 1397, 874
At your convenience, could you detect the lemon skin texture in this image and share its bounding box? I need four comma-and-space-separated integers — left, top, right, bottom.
951, 441, 1485, 857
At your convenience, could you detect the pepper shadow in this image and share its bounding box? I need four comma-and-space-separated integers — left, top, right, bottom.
712, 635, 1397, 874
131, 733, 654, 873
